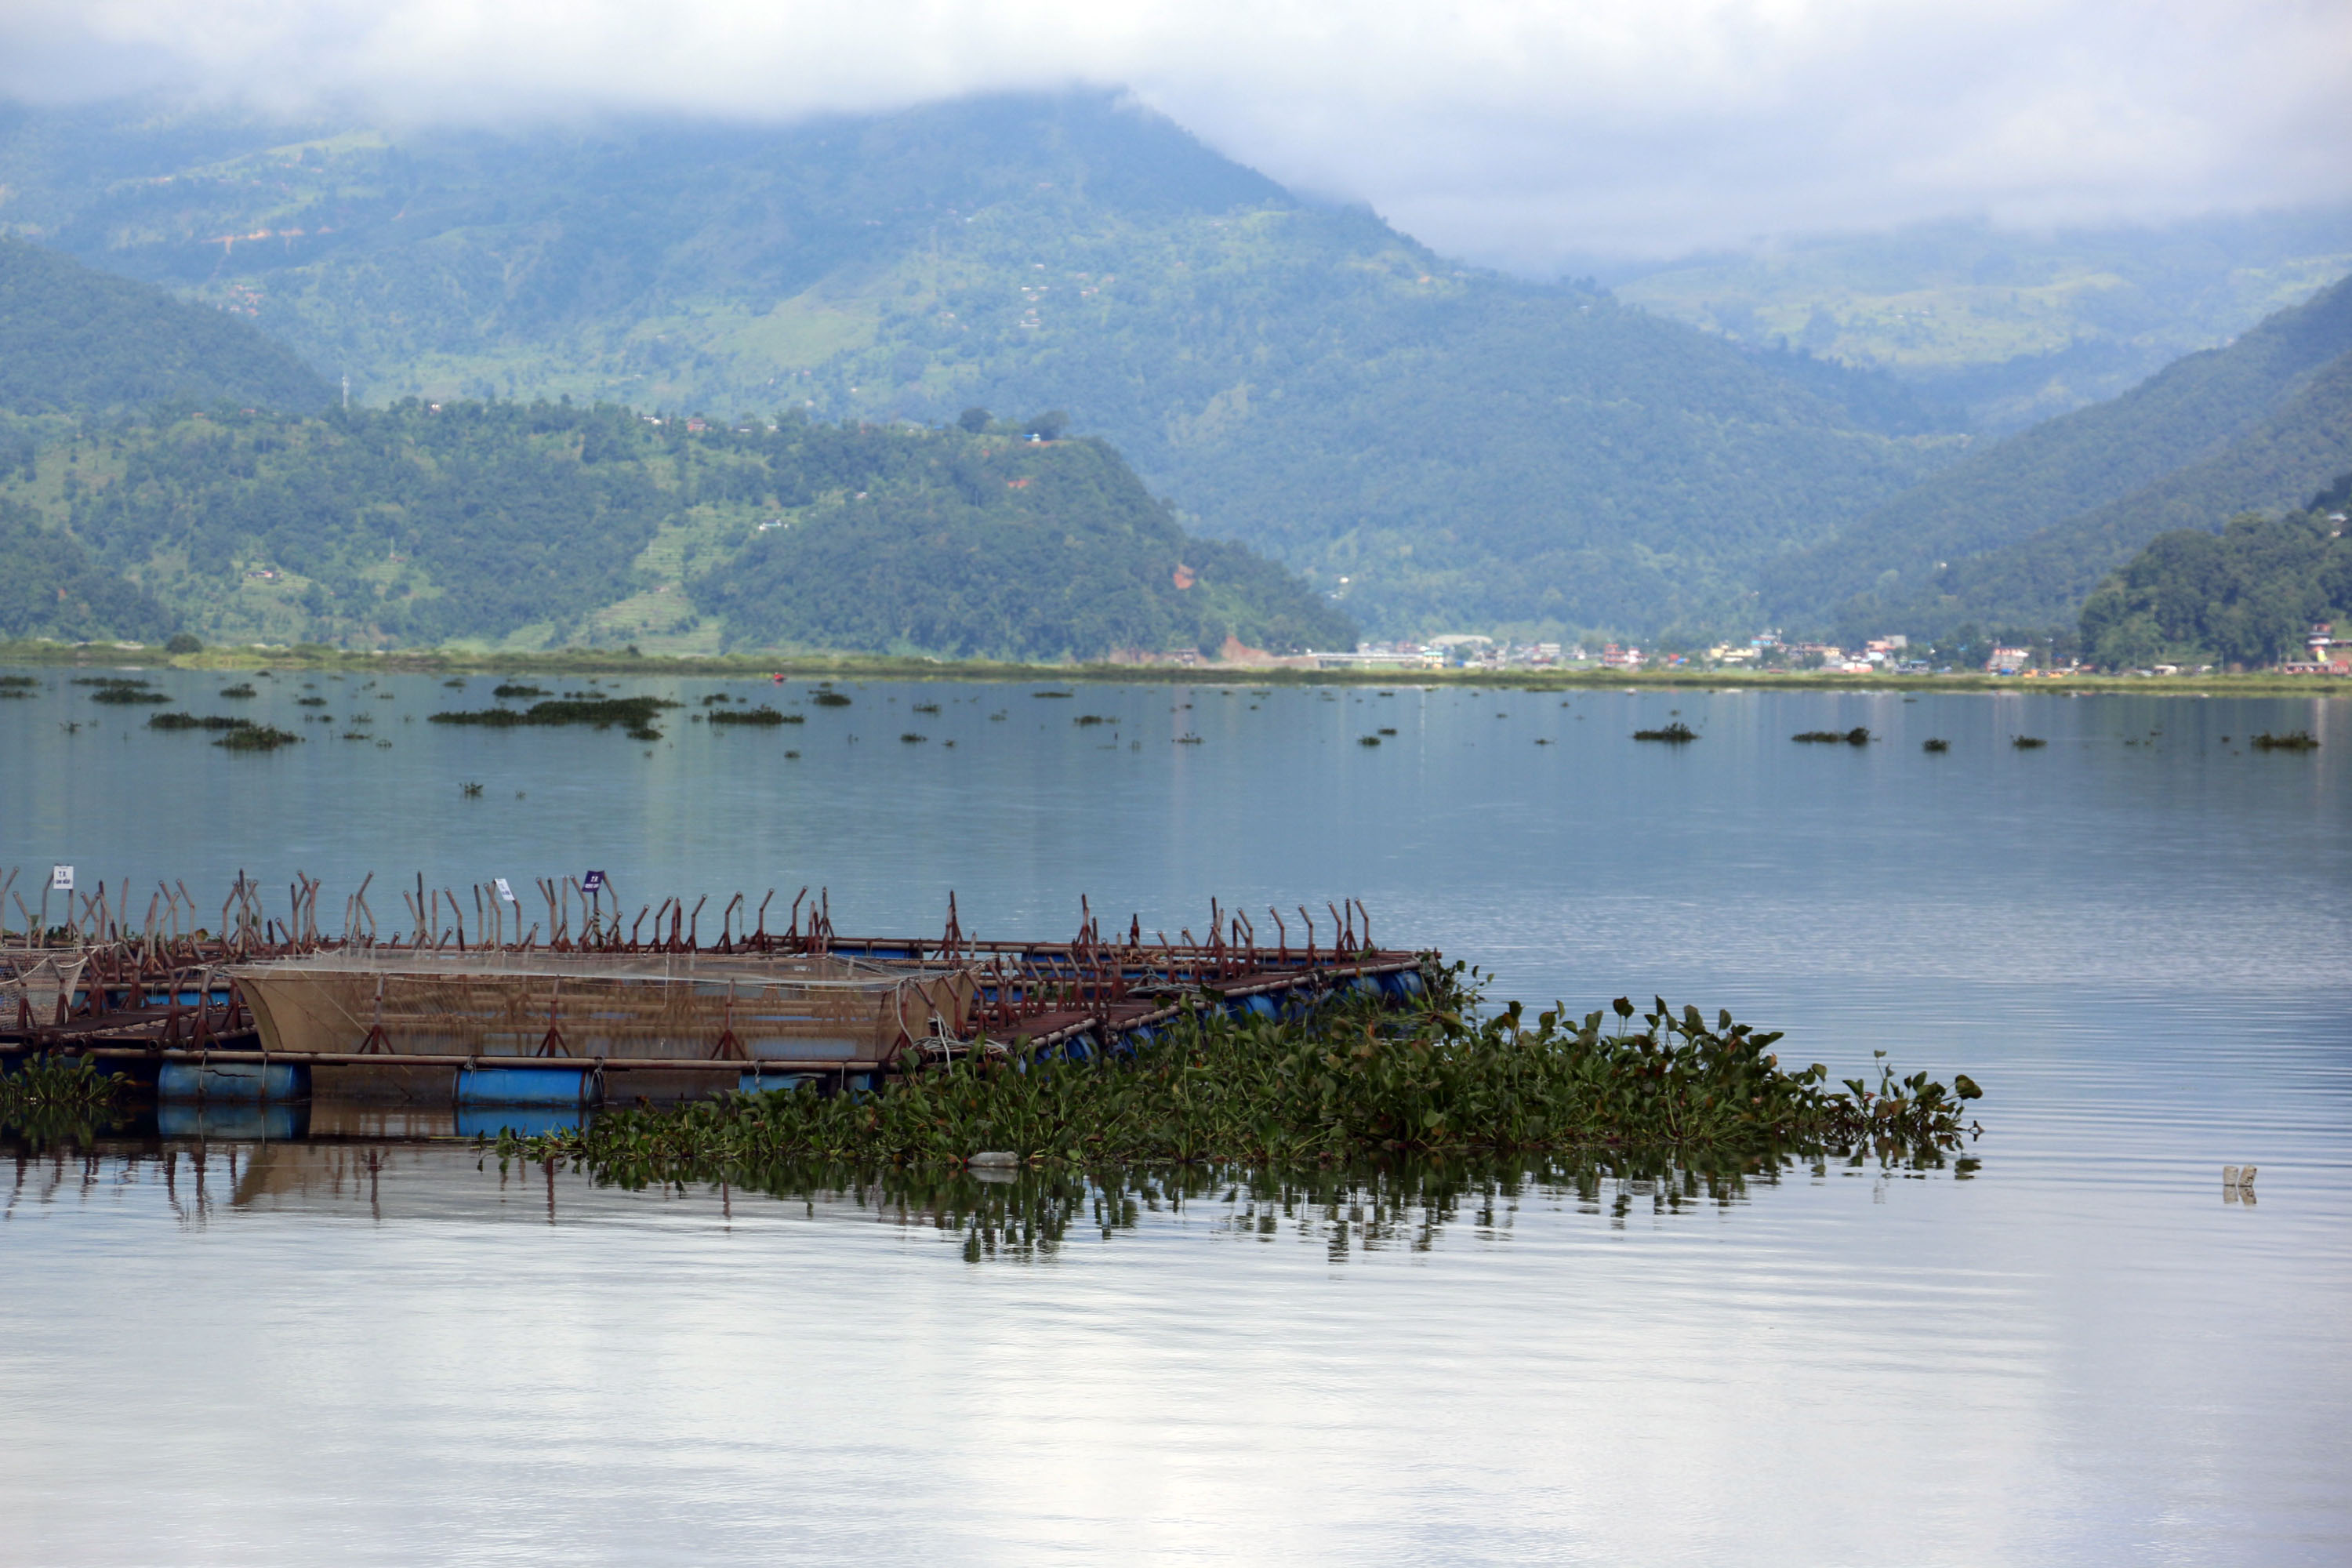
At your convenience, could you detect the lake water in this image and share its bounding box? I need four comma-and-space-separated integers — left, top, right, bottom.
4, 668, 2348, 1564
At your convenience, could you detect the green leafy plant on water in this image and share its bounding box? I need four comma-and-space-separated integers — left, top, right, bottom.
488, 968, 1982, 1188
1794, 727, 1871, 744
0, 1053, 127, 1146
1632, 722, 1697, 742
2012, 735, 2048, 749
2250, 731, 2318, 751
707, 706, 797, 725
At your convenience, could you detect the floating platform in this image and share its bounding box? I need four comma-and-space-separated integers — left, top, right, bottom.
2, 877, 1430, 1111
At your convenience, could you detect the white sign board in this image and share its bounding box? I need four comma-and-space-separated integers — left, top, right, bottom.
49, 865, 73, 892
494, 877, 517, 903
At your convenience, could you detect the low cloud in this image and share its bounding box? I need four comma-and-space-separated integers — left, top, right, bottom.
5, 0, 2348, 267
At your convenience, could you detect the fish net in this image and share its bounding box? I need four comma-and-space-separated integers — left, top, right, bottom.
230, 949, 976, 1065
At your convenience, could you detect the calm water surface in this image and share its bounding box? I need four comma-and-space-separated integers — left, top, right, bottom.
3, 670, 2347, 1564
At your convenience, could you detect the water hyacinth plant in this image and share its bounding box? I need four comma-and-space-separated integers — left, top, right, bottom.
492, 968, 1982, 1186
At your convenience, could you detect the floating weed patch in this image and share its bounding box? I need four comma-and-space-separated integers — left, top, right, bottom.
1358, 734, 1381, 746
89, 684, 167, 706
492, 682, 549, 698
1794, 728, 1871, 745
1073, 713, 1114, 726
2012, 735, 2048, 749
296, 695, 327, 707
811, 691, 853, 707
0, 675, 38, 691
1922, 738, 1951, 752
0, 1053, 128, 1147
492, 972, 1981, 1181
219, 683, 257, 699
215, 725, 301, 751
2251, 731, 2319, 751
912, 702, 942, 714
147, 711, 255, 731
0, 1053, 124, 1117
708, 706, 796, 726
900, 732, 928, 743
430, 695, 678, 735
1632, 722, 1697, 742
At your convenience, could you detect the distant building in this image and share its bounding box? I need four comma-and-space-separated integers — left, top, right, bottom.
2279, 622, 2350, 675
1986, 646, 2031, 674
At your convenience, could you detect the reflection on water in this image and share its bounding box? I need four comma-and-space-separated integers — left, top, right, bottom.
3, 1136, 1972, 1250
1, 683, 2347, 1564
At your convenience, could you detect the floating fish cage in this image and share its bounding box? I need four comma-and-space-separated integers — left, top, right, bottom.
1, 870, 1432, 1110
230, 949, 978, 1072
1, 949, 90, 1028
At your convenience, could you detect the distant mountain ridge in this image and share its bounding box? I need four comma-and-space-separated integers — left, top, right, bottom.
0, 400, 1350, 658
1762, 272, 2352, 637
1611, 209, 2352, 434
0, 237, 335, 641
0, 92, 1964, 639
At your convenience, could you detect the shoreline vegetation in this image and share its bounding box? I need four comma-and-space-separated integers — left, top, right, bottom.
2, 638, 2345, 696
479, 967, 1984, 1189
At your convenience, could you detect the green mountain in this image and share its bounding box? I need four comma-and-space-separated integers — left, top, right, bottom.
1611, 209, 2352, 434
2079, 473, 2352, 668
0, 234, 329, 416
0, 93, 1965, 640
0, 235, 333, 641
0, 399, 1350, 659
0, 498, 176, 642
1762, 273, 2352, 638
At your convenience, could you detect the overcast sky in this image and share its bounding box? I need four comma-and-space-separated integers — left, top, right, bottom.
4, 0, 2347, 268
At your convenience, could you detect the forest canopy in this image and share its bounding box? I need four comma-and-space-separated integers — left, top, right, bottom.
1, 400, 1352, 659
2078, 473, 2352, 668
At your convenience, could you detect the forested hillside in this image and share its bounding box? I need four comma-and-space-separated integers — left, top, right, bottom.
2078, 474, 2352, 668
0, 92, 1963, 638
1762, 273, 2352, 639
0, 499, 175, 642
0, 401, 1350, 658
0, 236, 332, 640
0, 237, 328, 416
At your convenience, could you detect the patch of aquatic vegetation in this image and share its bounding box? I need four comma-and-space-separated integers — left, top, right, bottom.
215, 724, 302, 750
811, 691, 853, 706
491, 973, 1982, 1187
493, 682, 550, 698
1632, 722, 1697, 742
2250, 731, 2318, 751
147, 711, 255, 731
1794, 727, 1871, 745
430, 695, 679, 741
706, 706, 798, 725
0, 1053, 127, 1147
85, 679, 167, 705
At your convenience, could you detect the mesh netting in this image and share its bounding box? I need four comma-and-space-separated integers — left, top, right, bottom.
230, 950, 976, 1065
